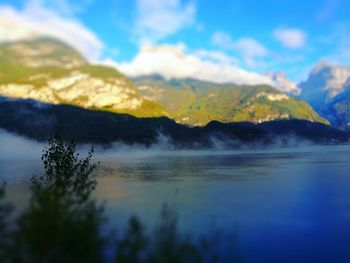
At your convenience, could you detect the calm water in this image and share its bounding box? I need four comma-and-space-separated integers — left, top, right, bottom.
2, 144, 350, 262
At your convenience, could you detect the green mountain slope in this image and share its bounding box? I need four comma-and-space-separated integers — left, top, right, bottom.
0, 37, 167, 118
0, 37, 87, 68
135, 76, 328, 126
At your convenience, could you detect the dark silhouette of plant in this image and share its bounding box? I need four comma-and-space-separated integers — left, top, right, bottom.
116, 204, 205, 263
147, 204, 203, 263
116, 216, 148, 263
10, 134, 106, 263
0, 183, 13, 259
32, 134, 97, 203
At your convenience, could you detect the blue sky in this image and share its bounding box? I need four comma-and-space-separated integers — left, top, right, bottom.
0, 0, 350, 89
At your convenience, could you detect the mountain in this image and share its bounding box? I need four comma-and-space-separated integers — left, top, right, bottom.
0, 37, 87, 68
0, 37, 330, 129
134, 75, 328, 126
0, 37, 346, 145
0, 37, 167, 118
0, 98, 347, 146
327, 81, 350, 130
299, 62, 350, 130
300, 62, 350, 104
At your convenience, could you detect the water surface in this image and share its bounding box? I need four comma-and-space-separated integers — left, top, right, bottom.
2, 144, 350, 262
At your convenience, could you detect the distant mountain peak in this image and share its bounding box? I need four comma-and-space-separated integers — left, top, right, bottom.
311, 61, 336, 74
298, 61, 350, 130
300, 62, 350, 103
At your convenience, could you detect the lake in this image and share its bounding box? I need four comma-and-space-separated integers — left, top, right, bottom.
2, 144, 350, 262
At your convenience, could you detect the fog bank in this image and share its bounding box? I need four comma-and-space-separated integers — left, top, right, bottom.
0, 129, 342, 162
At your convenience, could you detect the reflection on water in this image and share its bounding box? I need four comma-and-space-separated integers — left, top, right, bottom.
2, 144, 350, 262
98, 151, 306, 182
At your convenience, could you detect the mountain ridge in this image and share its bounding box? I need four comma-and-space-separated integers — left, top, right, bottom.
135, 75, 328, 126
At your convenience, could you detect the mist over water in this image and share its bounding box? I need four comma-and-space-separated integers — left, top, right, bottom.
2, 130, 350, 262
0, 127, 319, 161
0, 130, 44, 161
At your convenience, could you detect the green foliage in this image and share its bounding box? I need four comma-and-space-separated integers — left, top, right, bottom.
79, 65, 129, 81
32, 134, 97, 203
100, 99, 168, 118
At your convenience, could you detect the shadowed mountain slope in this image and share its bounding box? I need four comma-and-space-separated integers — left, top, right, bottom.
0, 98, 347, 147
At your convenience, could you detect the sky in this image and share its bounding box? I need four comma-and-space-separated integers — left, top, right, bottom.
0, 0, 349, 89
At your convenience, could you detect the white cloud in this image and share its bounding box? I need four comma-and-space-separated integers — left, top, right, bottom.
194, 49, 240, 65
212, 31, 268, 67
0, 2, 104, 61
212, 31, 236, 50
134, 0, 196, 43
234, 38, 268, 66
29, 0, 94, 16
273, 28, 306, 49
103, 43, 279, 87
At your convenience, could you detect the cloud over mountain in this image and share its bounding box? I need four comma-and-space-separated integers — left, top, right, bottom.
265, 72, 301, 95
0, 1, 104, 61
105, 43, 299, 94
108, 43, 273, 86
